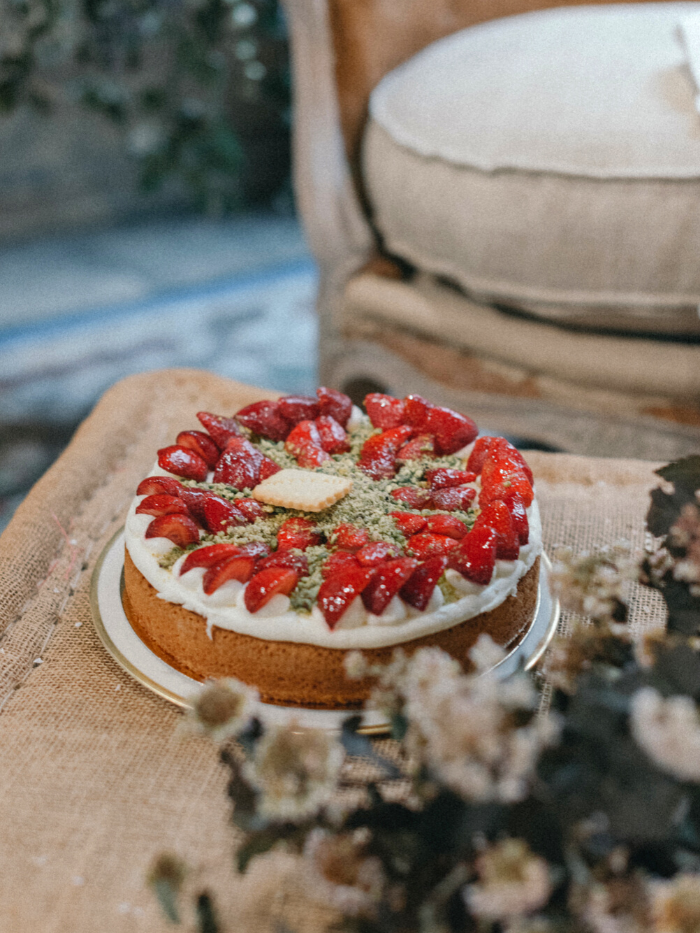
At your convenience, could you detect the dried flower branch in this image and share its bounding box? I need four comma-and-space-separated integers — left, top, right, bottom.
550, 541, 635, 625
183, 678, 258, 743
630, 687, 700, 783
242, 724, 344, 822
464, 839, 552, 921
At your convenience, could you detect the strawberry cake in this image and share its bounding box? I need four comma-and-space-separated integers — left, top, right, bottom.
123, 388, 541, 708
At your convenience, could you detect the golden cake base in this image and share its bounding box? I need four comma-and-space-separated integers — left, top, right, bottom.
123, 550, 541, 709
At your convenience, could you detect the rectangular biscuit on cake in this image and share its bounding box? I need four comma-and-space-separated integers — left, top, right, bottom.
252, 469, 353, 512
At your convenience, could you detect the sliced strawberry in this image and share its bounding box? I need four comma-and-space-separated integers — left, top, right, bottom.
321, 550, 362, 579
364, 393, 405, 430
233, 497, 267, 522
235, 400, 290, 441
180, 543, 242, 575
176, 430, 220, 468
136, 494, 189, 518
476, 438, 533, 484
178, 488, 211, 524
213, 438, 264, 489
403, 394, 432, 430
145, 513, 200, 547
425, 468, 476, 490
397, 434, 437, 462
406, 533, 459, 560
430, 486, 477, 512
317, 386, 353, 427
257, 550, 309, 577
157, 445, 209, 482
504, 495, 529, 545
391, 512, 428, 537
481, 457, 530, 488
425, 406, 478, 455
473, 501, 519, 560
362, 557, 418, 615
213, 451, 260, 490
359, 426, 413, 480
333, 523, 371, 551
136, 476, 185, 497
390, 487, 433, 509
202, 495, 247, 534
277, 517, 321, 550
356, 541, 400, 567
285, 420, 331, 468
223, 435, 263, 458
400, 555, 448, 611
466, 436, 500, 475
244, 567, 299, 612
424, 514, 468, 539
278, 395, 320, 424
197, 412, 242, 449
315, 415, 350, 454
480, 476, 534, 509
238, 541, 272, 561
259, 458, 282, 481
203, 555, 257, 594
317, 566, 376, 629
491, 438, 534, 483
448, 526, 497, 585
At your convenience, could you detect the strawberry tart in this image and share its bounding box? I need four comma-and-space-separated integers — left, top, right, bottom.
123, 388, 541, 708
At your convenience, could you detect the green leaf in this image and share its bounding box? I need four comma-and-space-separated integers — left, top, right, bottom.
340, 717, 401, 779
147, 854, 186, 924
651, 643, 700, 698
196, 892, 220, 933
647, 456, 700, 538
236, 827, 289, 873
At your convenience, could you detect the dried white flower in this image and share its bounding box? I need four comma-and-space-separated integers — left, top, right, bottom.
399, 649, 558, 803
650, 872, 700, 932
244, 725, 344, 821
343, 650, 369, 681
630, 688, 700, 782
464, 839, 552, 921
550, 543, 634, 624
470, 633, 508, 672
580, 879, 650, 933
184, 678, 258, 743
303, 828, 384, 918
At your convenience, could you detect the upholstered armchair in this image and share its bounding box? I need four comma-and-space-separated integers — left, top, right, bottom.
284, 0, 700, 459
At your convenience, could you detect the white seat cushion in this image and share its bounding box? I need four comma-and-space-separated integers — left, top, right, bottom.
363, 3, 700, 335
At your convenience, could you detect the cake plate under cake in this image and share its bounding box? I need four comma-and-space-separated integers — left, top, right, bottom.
91, 529, 560, 733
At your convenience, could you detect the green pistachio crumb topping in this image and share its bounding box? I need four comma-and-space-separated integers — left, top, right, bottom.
163, 416, 484, 606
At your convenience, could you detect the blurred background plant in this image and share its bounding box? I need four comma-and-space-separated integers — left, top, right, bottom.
0, 0, 291, 214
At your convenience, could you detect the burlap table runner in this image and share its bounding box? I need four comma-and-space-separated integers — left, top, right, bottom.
0, 369, 668, 932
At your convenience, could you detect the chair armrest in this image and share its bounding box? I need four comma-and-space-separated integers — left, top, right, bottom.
283, 0, 373, 273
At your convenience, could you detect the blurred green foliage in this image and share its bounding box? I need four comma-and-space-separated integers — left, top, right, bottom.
0, 0, 291, 212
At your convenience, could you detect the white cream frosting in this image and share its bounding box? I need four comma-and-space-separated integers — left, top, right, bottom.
125, 462, 542, 649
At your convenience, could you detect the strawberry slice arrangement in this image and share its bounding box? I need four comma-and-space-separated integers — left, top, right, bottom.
131, 388, 535, 626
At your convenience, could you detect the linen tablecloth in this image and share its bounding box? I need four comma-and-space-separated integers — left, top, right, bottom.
0, 369, 668, 932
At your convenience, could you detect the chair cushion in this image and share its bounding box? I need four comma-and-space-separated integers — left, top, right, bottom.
363, 3, 700, 336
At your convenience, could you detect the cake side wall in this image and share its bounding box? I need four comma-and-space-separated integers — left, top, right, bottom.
123, 550, 540, 709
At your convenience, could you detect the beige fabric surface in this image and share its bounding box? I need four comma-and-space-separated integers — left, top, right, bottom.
0, 369, 668, 932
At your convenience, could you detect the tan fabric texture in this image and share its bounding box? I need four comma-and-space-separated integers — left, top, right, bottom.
0, 369, 668, 932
